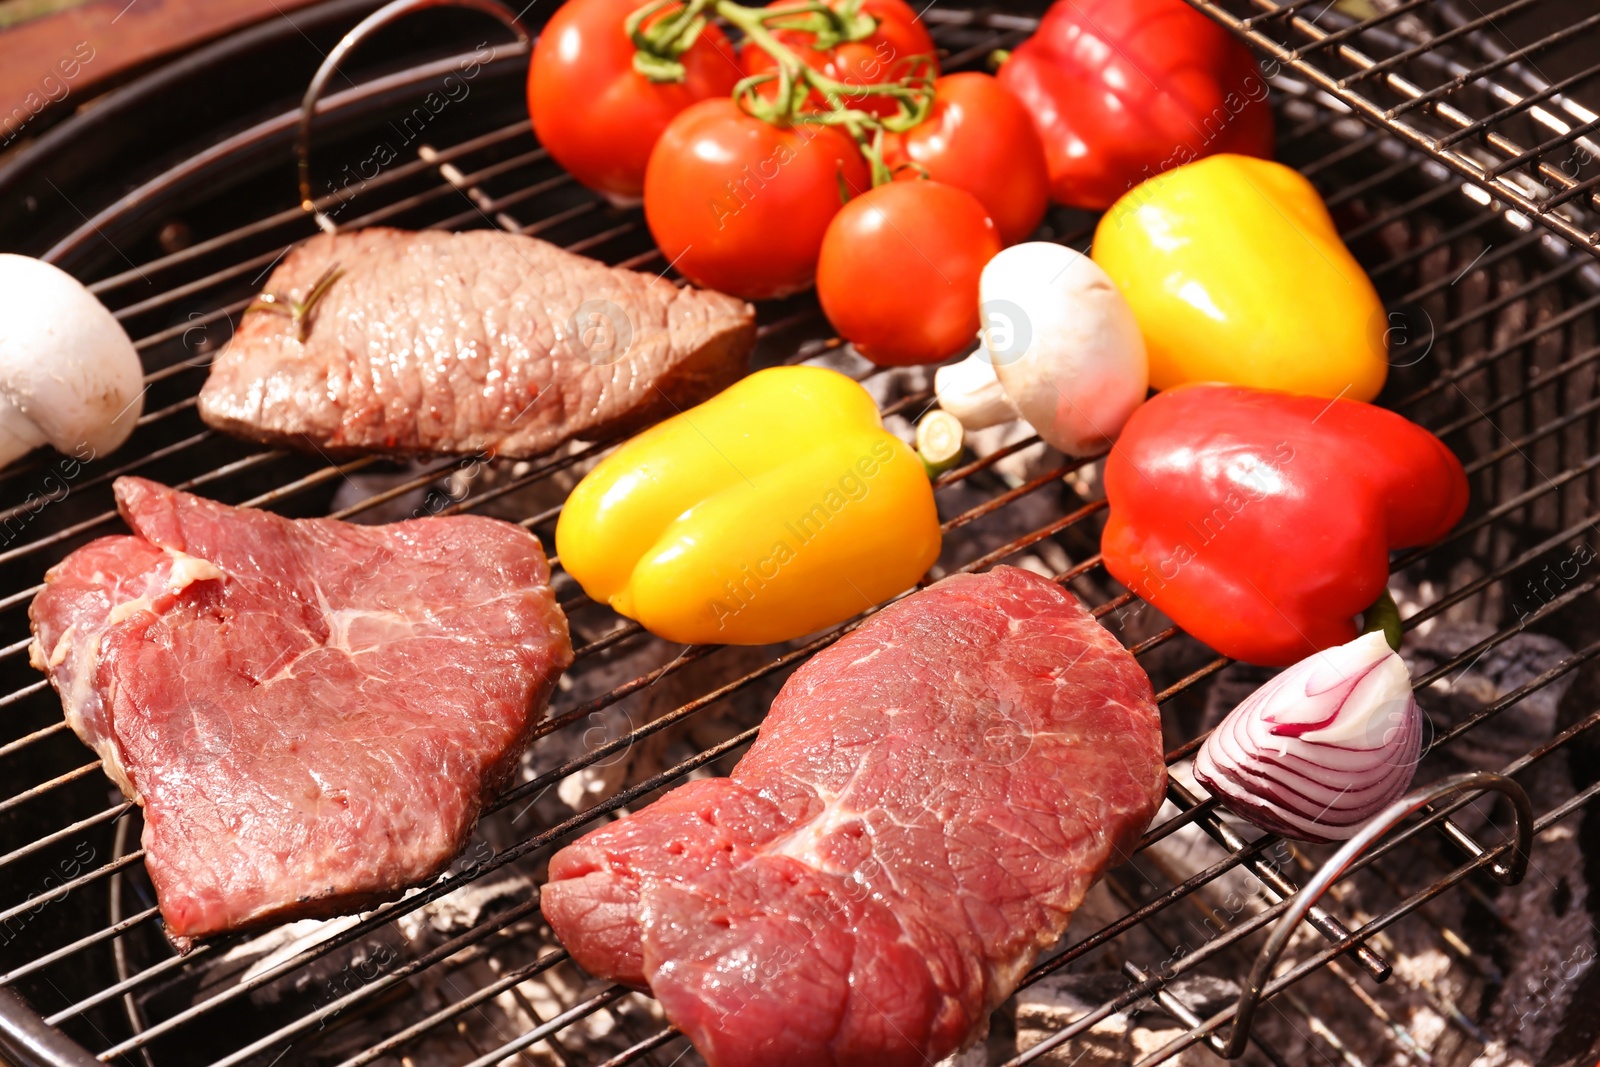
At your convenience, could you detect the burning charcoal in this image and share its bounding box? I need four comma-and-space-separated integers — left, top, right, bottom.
1402, 620, 1573, 773
1014, 972, 1139, 1065
1162, 975, 1241, 1021
1201, 662, 1282, 733
202, 915, 405, 1009
1479, 815, 1596, 1063
394, 870, 534, 941
1129, 1026, 1213, 1066
506, 642, 791, 826
963, 418, 1069, 490
934, 1046, 989, 1067
1125, 979, 1244, 1067
205, 869, 533, 1012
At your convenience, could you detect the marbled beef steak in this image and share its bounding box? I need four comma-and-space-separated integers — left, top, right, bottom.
29, 477, 573, 941
541, 566, 1166, 1067
198, 227, 756, 458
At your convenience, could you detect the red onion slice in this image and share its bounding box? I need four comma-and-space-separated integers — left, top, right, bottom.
1193, 631, 1423, 843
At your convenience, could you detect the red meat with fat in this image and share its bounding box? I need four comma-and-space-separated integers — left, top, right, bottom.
29, 478, 572, 941
541, 566, 1165, 1067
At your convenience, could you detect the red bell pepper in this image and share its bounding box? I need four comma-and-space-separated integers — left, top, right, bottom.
998, 0, 1276, 210
1101, 385, 1469, 667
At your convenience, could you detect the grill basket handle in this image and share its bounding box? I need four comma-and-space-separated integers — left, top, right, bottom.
1212, 770, 1533, 1059
296, 0, 532, 226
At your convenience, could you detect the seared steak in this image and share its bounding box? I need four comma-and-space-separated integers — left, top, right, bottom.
29, 478, 572, 941
198, 227, 755, 458
541, 567, 1166, 1067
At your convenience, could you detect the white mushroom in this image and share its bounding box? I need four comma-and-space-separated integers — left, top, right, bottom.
0, 254, 143, 468
935, 242, 1147, 457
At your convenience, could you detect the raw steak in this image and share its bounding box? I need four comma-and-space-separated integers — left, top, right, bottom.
541, 566, 1166, 1067
29, 477, 572, 941
198, 227, 755, 458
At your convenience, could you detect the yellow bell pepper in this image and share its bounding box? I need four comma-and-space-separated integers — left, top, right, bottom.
1092, 153, 1387, 402
556, 366, 941, 645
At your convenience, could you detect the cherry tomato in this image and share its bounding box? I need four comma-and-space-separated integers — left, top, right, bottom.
742, 0, 938, 118
882, 72, 1049, 246
645, 98, 872, 300
528, 0, 742, 201
998, 0, 1275, 210
816, 180, 1001, 366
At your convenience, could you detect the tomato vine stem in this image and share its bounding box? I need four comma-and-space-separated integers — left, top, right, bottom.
629, 0, 936, 187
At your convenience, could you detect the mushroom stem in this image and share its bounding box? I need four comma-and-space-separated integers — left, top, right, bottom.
934, 353, 1020, 430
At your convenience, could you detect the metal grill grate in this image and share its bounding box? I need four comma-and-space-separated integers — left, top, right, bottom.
1183, 0, 1600, 257
1, 6, 1599, 1067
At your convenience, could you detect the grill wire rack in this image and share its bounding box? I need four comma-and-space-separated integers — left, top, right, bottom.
1183, 0, 1600, 255
2, 3, 1600, 1066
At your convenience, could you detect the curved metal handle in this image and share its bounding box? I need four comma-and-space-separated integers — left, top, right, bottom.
296, 0, 532, 223
1216, 770, 1533, 1059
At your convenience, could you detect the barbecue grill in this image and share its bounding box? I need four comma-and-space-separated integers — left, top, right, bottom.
2, 1, 1598, 1065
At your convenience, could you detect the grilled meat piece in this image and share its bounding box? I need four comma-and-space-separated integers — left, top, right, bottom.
541, 566, 1166, 1067
29, 477, 573, 941
198, 227, 755, 458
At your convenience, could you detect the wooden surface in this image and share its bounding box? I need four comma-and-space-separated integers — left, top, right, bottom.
0, 0, 324, 147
